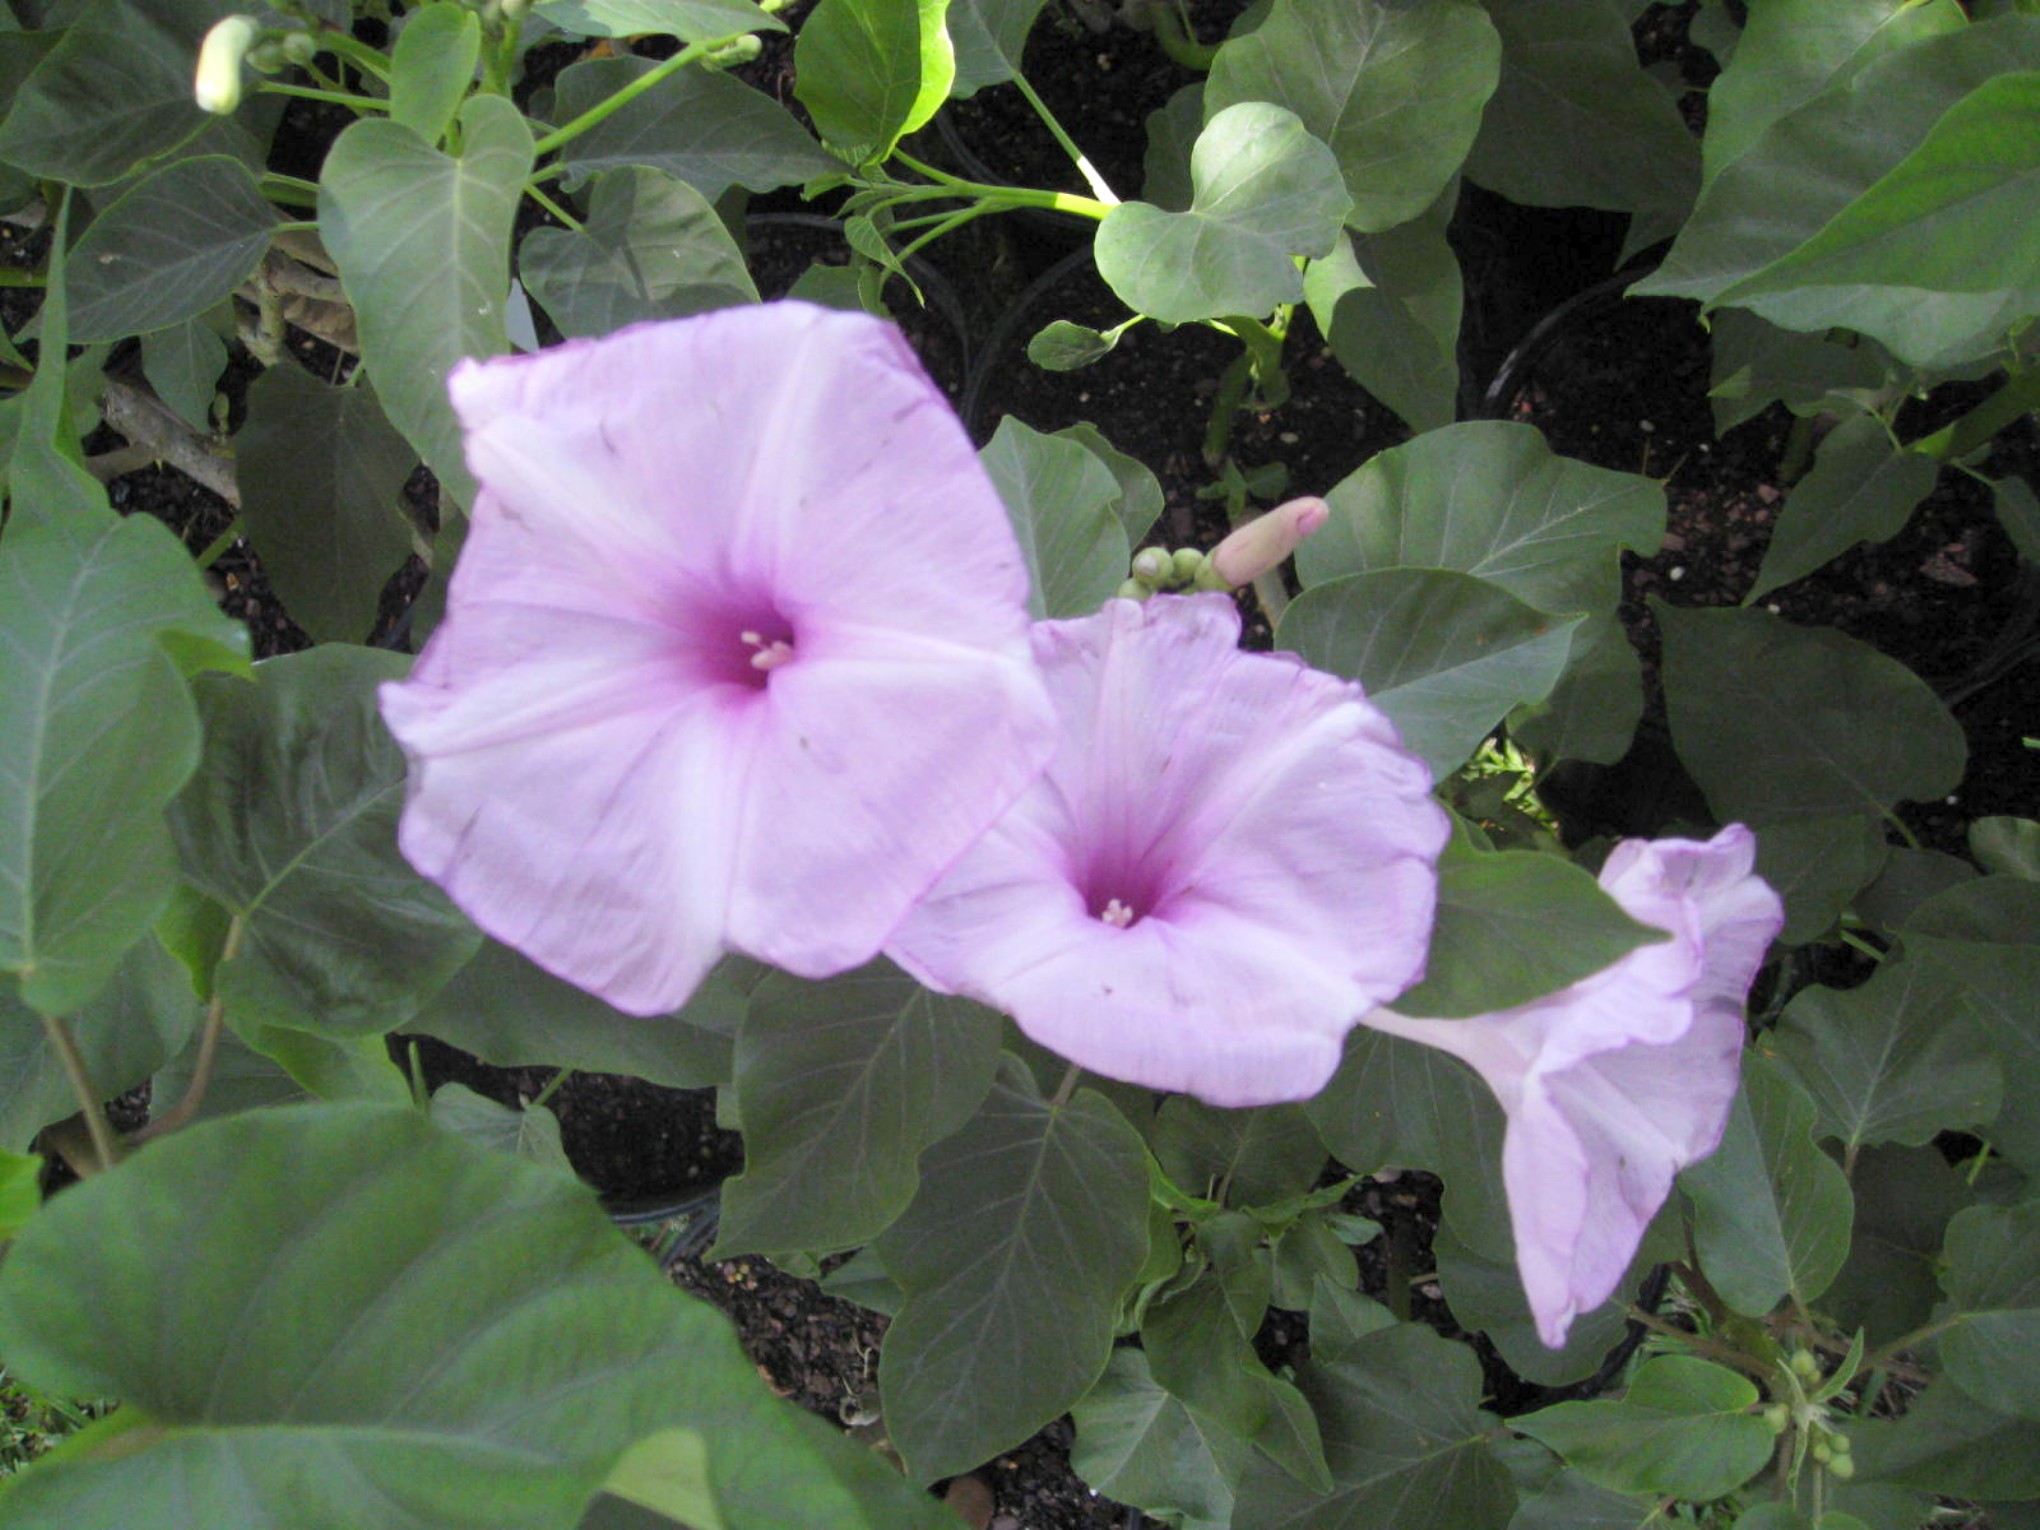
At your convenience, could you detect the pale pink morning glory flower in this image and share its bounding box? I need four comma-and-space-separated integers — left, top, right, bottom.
887, 593, 1451, 1107
380, 303, 1056, 1014
1364, 826, 1783, 1346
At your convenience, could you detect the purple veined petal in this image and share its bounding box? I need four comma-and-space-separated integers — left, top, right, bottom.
383, 301, 1056, 1013
888, 593, 1451, 1107
1362, 824, 1783, 1347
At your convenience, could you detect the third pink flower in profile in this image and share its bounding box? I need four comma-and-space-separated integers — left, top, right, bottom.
887, 593, 1451, 1107
1363, 826, 1783, 1346
380, 302, 1056, 1015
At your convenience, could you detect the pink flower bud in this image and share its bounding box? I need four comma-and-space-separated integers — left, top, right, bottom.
1210, 496, 1330, 588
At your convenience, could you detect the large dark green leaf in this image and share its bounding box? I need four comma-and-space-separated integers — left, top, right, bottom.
1513, 1356, 1774, 1502
234, 364, 420, 643
1745, 414, 1940, 602
551, 57, 832, 197
877, 1055, 1149, 1481
0, 933, 199, 1149
1682, 1052, 1853, 1315
944, 0, 1045, 96
409, 940, 747, 1090
0, 1103, 954, 1530
715, 960, 1002, 1256
1820, 1143, 1972, 1343
1095, 103, 1351, 324
979, 416, 1128, 620
521, 167, 756, 339
66, 156, 277, 342
1150, 1097, 1326, 1209
1204, 0, 1498, 234
0, 511, 248, 1015
1657, 601, 1966, 826
1071, 1348, 1247, 1530
1938, 1200, 2040, 1421
319, 96, 535, 510
1850, 1376, 2040, 1500
1279, 569, 1582, 781
794, 0, 953, 165
1753, 815, 1889, 946
1896, 876, 2040, 1168
169, 647, 482, 1038
1432, 1219, 1638, 1390
1463, 0, 1698, 248
1391, 837, 1663, 1019
1232, 1322, 1515, 1530
1768, 952, 2000, 1152
0, 0, 235, 185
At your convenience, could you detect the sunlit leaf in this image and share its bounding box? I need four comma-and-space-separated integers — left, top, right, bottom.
794, 0, 954, 165
389, 1, 482, 147
536, 0, 785, 41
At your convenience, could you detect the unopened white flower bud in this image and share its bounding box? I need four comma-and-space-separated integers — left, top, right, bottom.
1210, 495, 1329, 588
1130, 546, 1172, 586
195, 15, 262, 113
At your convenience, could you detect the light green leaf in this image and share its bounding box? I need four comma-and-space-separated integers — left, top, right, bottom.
169, 647, 483, 1039
1820, 1143, 1973, 1343
0, 193, 110, 529
141, 316, 228, 432
1392, 837, 1664, 1019
1052, 421, 1164, 547
1636, 17, 2040, 367
1304, 186, 1463, 435
390, 2, 482, 146
0, 1145, 37, 1239
552, 58, 832, 198
1768, 952, 2000, 1150
1072, 1348, 1247, 1530
0, 933, 200, 1150
715, 960, 1002, 1257
1746, 414, 1940, 602
1754, 815, 1889, 946
1026, 319, 1120, 371
877, 1055, 1149, 1481
980, 415, 1129, 620
1232, 1322, 1515, 1530
1204, 0, 1497, 234
0, 0, 235, 185
319, 94, 535, 511
1939, 1200, 2040, 1420
1716, 73, 2040, 340
66, 156, 277, 342
522, 167, 756, 339
1682, 1052, 1854, 1315
944, 0, 1044, 96
234, 364, 419, 643
1463, 0, 1698, 248
536, 0, 786, 42
1894, 877, 2040, 1168
429, 1080, 572, 1171
1971, 816, 2040, 880
0, 511, 248, 1015
1513, 1356, 1773, 1502
1657, 601, 1966, 826
0, 1102, 955, 1530
1278, 568, 1583, 781
1095, 103, 1351, 324
409, 940, 748, 1090
1699, 0, 1965, 190
1150, 1098, 1326, 1209
794, 0, 954, 165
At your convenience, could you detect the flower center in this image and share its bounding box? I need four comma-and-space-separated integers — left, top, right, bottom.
1098, 897, 1136, 929
740, 630, 796, 673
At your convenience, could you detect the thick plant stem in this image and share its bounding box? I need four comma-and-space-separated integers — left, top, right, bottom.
40, 1012, 119, 1172
531, 35, 750, 157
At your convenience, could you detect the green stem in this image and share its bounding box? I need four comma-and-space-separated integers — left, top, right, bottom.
524, 182, 582, 232
257, 80, 390, 112
0, 266, 46, 288
1868, 1314, 1963, 1370
1909, 365, 2040, 463
527, 1067, 572, 1112
531, 33, 750, 157
1203, 354, 1253, 467
1049, 1063, 1083, 1109
1008, 72, 1118, 205
272, 219, 319, 236
893, 205, 986, 263
1148, 0, 1217, 69
261, 171, 321, 208
482, 9, 527, 96
1881, 808, 1922, 851
131, 916, 244, 1146
1778, 413, 1821, 485
316, 26, 393, 83
1838, 928, 1886, 964
195, 518, 245, 570
39, 1012, 118, 1172
892, 153, 1111, 218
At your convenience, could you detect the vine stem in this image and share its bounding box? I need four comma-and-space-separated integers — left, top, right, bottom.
1909, 365, 2040, 463
257, 81, 390, 112
530, 34, 752, 158
1007, 72, 1118, 205
1049, 1063, 1082, 1109
40, 1012, 119, 1171
132, 916, 245, 1146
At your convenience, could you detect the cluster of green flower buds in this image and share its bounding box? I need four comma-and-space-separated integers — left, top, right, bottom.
1764, 1349, 1855, 1479
1118, 545, 1226, 602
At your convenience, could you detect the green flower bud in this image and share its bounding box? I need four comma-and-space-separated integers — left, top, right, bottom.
1811, 1441, 1832, 1464
194, 15, 262, 113
246, 38, 290, 73
704, 33, 763, 67
280, 30, 318, 64
1790, 1349, 1822, 1381
1761, 1404, 1791, 1435
1170, 547, 1205, 583
1131, 547, 1172, 586
1192, 562, 1227, 592
1827, 1454, 1855, 1480
1828, 1431, 1850, 1455
1116, 578, 1150, 602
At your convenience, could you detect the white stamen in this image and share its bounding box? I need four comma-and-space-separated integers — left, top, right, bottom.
1100, 898, 1134, 928
740, 630, 796, 672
